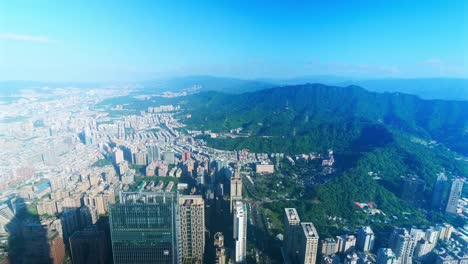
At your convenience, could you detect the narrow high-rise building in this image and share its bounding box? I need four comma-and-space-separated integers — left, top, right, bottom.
181, 150, 191, 161
230, 164, 242, 212
445, 177, 464, 214
146, 143, 160, 162
109, 192, 177, 264
284, 208, 301, 261
357, 226, 375, 252
388, 228, 414, 264
376, 248, 396, 264
431, 173, 447, 210
299, 222, 319, 264
214, 232, 226, 264
178, 195, 205, 264
233, 201, 247, 263
113, 148, 124, 165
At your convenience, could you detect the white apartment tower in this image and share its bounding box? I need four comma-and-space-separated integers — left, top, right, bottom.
299, 222, 319, 264
445, 177, 464, 214
233, 201, 247, 263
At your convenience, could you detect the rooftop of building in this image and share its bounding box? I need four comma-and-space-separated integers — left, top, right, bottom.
284, 208, 300, 223
301, 222, 319, 238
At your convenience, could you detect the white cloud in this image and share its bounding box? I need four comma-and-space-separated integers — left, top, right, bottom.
0, 33, 55, 43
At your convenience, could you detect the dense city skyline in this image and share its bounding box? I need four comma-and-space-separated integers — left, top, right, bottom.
0, 1, 467, 264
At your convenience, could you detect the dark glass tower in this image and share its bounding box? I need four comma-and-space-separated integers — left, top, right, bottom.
109, 192, 177, 264
431, 173, 447, 210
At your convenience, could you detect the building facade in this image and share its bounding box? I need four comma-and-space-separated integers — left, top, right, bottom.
299, 222, 319, 264
284, 208, 301, 261
230, 164, 243, 213
178, 195, 205, 264
431, 173, 448, 210
376, 248, 396, 264
233, 201, 247, 263
321, 238, 337, 256
445, 177, 464, 214
357, 226, 375, 252
109, 192, 177, 264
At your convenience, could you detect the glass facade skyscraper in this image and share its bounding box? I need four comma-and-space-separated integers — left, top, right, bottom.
109, 192, 177, 264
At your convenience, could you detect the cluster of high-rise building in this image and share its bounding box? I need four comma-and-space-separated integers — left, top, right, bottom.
284, 208, 319, 264
429, 173, 466, 216
106, 184, 246, 264
315, 223, 466, 264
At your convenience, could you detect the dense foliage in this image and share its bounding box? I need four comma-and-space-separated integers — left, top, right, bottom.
182, 84, 468, 155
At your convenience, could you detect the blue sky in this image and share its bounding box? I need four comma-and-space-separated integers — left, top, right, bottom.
0, 0, 466, 81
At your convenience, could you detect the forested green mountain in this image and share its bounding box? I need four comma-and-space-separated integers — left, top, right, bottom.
177, 84, 467, 228
182, 84, 468, 155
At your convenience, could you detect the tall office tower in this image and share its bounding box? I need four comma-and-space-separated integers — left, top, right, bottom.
147, 143, 160, 162
178, 195, 205, 264
389, 228, 414, 264
431, 173, 448, 210
357, 226, 375, 252
299, 222, 319, 264
109, 192, 177, 264
284, 208, 301, 261
233, 201, 247, 263
376, 248, 396, 264
445, 177, 464, 214
230, 164, 243, 212
69, 229, 108, 264
214, 232, 226, 264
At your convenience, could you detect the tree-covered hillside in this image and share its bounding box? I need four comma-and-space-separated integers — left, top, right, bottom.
177, 84, 467, 225
181, 84, 468, 155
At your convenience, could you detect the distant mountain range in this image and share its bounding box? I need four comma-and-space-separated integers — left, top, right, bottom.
138, 75, 468, 101
2, 76, 468, 100
338, 78, 468, 101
